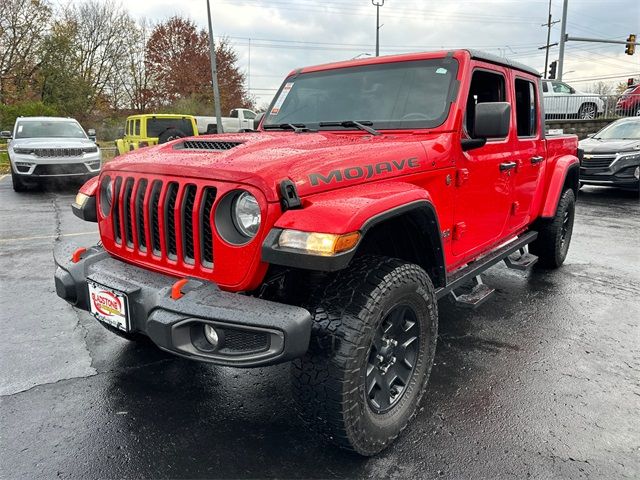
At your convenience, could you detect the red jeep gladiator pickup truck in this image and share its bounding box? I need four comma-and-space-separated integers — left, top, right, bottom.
55, 49, 580, 455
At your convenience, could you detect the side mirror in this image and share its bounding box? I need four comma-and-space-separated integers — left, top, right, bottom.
569, 87, 576, 94
0, 131, 12, 139
87, 128, 96, 142
462, 102, 511, 151
254, 112, 265, 130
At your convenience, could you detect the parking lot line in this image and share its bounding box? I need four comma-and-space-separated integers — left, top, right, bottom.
0, 230, 98, 243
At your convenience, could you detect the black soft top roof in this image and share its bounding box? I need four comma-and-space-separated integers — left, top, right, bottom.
466, 49, 541, 77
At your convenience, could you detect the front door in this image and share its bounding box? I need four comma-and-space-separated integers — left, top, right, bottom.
452, 65, 514, 258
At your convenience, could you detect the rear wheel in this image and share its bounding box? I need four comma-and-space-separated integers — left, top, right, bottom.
530, 188, 576, 268
578, 103, 597, 119
292, 256, 438, 456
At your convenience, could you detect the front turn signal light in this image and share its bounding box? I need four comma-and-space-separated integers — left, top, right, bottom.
278, 230, 360, 256
75, 192, 91, 207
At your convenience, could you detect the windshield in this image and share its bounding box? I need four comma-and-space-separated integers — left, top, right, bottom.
594, 119, 640, 140
146, 118, 193, 137
15, 120, 86, 139
264, 58, 459, 130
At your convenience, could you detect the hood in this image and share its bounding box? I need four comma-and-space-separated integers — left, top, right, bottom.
10, 137, 95, 149
104, 131, 452, 202
578, 137, 640, 154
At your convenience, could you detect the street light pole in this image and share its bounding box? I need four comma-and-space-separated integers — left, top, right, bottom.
206, 0, 224, 133
557, 0, 569, 81
372, 0, 384, 57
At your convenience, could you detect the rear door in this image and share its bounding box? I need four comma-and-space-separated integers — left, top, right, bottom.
451, 64, 514, 258
507, 76, 546, 232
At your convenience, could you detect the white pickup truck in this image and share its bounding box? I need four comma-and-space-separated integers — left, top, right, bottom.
194, 108, 258, 134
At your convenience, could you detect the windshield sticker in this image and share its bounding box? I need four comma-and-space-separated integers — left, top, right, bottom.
17, 125, 23, 133
270, 82, 294, 115
436, 68, 448, 75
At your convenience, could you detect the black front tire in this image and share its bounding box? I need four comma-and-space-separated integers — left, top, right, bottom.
530, 188, 576, 268
292, 256, 438, 456
158, 128, 186, 144
11, 168, 28, 192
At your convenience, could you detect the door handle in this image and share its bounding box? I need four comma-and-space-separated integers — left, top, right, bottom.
500, 161, 517, 171
530, 156, 544, 164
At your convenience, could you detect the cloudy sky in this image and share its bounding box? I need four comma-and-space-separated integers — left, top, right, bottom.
106, 0, 638, 106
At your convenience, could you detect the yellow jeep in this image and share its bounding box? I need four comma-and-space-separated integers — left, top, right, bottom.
115, 114, 198, 155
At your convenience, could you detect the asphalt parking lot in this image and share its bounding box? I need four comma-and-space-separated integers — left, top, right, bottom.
0, 175, 638, 479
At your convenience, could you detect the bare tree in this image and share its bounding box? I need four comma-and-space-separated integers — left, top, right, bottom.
0, 0, 52, 103
118, 18, 154, 112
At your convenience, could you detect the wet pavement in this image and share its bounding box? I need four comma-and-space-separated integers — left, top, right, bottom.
1, 176, 638, 479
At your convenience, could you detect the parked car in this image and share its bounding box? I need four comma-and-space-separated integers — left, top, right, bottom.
615, 84, 640, 117
56, 49, 581, 456
578, 117, 640, 190
542, 79, 605, 119
194, 108, 258, 134
115, 114, 198, 155
1, 117, 101, 192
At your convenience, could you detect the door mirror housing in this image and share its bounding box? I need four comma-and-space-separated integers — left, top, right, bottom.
462, 102, 511, 152
87, 128, 96, 142
474, 102, 511, 139
0, 130, 12, 139
569, 87, 576, 94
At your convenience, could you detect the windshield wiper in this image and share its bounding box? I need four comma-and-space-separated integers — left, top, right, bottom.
318, 120, 381, 136
262, 123, 308, 133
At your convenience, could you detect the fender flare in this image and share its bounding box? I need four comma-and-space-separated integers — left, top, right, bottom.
541, 154, 579, 218
262, 182, 446, 283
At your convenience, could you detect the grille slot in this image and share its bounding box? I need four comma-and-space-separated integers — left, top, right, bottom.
135, 179, 148, 251
108, 176, 219, 268
32, 164, 88, 175
178, 140, 242, 151
149, 181, 162, 255
582, 155, 615, 170
200, 188, 217, 267
123, 178, 134, 247
181, 184, 197, 263
164, 183, 179, 259
113, 177, 123, 244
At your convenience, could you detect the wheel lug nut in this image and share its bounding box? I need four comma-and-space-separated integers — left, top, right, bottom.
376, 354, 384, 363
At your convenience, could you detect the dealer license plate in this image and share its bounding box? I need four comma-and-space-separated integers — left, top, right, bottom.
88, 280, 129, 332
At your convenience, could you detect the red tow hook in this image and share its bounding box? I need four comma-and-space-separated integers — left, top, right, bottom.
71, 247, 87, 263
171, 278, 189, 300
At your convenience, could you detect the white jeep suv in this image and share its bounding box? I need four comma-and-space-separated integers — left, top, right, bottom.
2, 117, 101, 192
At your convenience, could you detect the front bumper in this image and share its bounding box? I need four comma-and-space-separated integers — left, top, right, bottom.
580, 156, 640, 190
53, 242, 312, 367
11, 152, 101, 178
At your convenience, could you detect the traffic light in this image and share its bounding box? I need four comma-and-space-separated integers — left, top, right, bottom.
549, 60, 557, 79
625, 34, 636, 55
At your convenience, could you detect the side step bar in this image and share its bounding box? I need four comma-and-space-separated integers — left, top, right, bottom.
435, 231, 538, 301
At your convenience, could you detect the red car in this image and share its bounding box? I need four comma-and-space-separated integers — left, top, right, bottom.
55, 49, 580, 455
615, 84, 640, 116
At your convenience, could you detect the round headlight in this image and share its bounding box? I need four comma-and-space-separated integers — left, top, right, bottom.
99, 176, 112, 216
232, 191, 261, 238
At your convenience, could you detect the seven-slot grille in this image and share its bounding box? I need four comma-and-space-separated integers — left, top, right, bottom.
581, 154, 616, 170
110, 176, 217, 267
33, 147, 85, 157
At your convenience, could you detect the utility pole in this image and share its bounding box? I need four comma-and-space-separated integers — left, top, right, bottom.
206, 0, 224, 133
372, 0, 384, 57
541, 0, 560, 79
557, 0, 569, 81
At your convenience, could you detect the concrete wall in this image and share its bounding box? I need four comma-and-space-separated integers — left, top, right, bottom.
545, 119, 613, 139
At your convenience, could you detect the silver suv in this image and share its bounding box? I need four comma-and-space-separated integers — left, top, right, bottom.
1, 117, 102, 192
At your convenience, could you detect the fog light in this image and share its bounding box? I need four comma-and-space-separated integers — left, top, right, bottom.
203, 324, 219, 347
635, 166, 639, 180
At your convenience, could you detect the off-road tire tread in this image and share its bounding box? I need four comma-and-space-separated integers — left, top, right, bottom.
530, 188, 575, 268
291, 255, 437, 455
